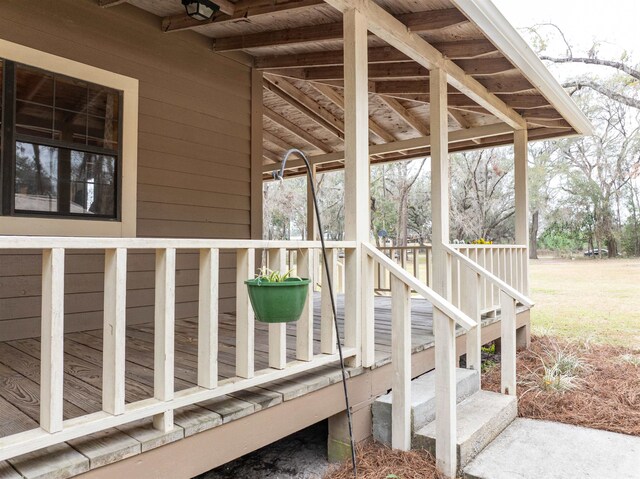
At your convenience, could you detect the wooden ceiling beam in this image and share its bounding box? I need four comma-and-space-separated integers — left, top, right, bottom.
256, 39, 498, 70
263, 122, 514, 172
496, 94, 551, 109
263, 149, 282, 163
323, 0, 526, 129
263, 76, 345, 140
476, 76, 535, 94
310, 83, 396, 143
271, 62, 430, 81
378, 96, 429, 136
213, 9, 468, 51
453, 58, 516, 76
264, 108, 334, 153
268, 58, 515, 82
520, 108, 564, 120
162, 0, 323, 33
264, 130, 296, 151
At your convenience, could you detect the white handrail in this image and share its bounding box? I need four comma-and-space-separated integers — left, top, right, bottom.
363, 243, 476, 330
445, 245, 534, 308
0, 237, 357, 250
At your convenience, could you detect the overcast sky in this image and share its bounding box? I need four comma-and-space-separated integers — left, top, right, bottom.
492, 0, 640, 80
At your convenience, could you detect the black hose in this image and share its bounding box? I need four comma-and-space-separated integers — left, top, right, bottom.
275, 149, 357, 478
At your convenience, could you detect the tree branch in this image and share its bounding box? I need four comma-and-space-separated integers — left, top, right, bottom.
542, 56, 640, 81
563, 80, 640, 110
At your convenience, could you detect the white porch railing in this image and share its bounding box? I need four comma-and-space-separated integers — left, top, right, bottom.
0, 237, 356, 462
366, 242, 533, 472
0, 237, 532, 471
451, 244, 529, 314
374, 245, 433, 290
445, 245, 534, 394
375, 244, 528, 310
363, 243, 476, 451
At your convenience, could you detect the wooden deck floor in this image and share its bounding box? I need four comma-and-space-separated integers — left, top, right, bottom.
0, 294, 443, 478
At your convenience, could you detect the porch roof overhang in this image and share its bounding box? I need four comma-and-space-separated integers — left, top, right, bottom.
104, 0, 592, 178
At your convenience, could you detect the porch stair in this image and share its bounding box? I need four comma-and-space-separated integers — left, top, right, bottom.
372, 368, 480, 446
372, 368, 517, 471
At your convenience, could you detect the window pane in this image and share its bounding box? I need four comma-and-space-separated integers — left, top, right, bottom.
15, 63, 120, 152
70, 151, 116, 216
14, 142, 58, 212
15, 141, 116, 217
15, 65, 55, 139
0, 60, 3, 154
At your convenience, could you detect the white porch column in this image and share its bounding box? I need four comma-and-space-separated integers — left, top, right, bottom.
306, 164, 318, 241
343, 7, 369, 367
431, 67, 457, 478
514, 129, 529, 294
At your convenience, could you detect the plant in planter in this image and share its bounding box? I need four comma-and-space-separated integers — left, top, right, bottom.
245, 268, 311, 323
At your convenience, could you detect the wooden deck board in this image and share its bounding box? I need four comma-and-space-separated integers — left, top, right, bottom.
0, 294, 445, 477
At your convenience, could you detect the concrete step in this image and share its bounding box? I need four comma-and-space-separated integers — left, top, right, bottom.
413, 390, 517, 469
372, 368, 480, 446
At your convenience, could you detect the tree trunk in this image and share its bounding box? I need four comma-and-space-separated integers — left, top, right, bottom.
607, 236, 618, 258
529, 209, 539, 259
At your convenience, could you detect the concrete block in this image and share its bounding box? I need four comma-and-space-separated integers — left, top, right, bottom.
413, 390, 517, 469
372, 368, 480, 446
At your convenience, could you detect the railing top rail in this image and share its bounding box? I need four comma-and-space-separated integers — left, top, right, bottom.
377, 244, 526, 249
363, 243, 476, 331
451, 244, 527, 249
445, 245, 534, 308
0, 237, 357, 250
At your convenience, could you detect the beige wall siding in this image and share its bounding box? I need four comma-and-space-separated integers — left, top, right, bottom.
0, 0, 254, 340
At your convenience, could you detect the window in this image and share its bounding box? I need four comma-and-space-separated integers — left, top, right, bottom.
1, 60, 122, 219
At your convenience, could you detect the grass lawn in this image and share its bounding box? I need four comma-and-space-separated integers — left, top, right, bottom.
529, 257, 640, 347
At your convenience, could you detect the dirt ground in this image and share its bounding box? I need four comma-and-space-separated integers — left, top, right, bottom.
483, 334, 640, 436
325, 442, 447, 479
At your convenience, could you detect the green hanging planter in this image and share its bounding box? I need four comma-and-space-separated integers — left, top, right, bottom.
245, 277, 311, 323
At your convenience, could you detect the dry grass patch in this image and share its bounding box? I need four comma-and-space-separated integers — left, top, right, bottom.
483, 335, 640, 436
325, 442, 452, 479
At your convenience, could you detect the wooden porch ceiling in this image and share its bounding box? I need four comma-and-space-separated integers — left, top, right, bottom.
104, 0, 581, 177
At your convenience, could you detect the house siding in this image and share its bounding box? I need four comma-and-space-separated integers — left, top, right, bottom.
0, 0, 254, 340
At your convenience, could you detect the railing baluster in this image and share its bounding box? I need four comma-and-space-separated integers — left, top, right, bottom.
500, 290, 517, 395
434, 306, 456, 475
153, 248, 175, 432
461, 264, 481, 375
321, 248, 338, 354
103, 248, 127, 415
296, 248, 314, 361
492, 247, 501, 304
522, 246, 529, 295
41, 248, 65, 433
236, 248, 255, 378
390, 274, 411, 450
268, 248, 287, 369
362, 252, 375, 367
344, 247, 361, 367
451, 255, 460, 308
198, 248, 219, 388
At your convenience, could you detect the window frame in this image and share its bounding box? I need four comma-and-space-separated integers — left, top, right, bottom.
2, 60, 124, 221
0, 39, 138, 237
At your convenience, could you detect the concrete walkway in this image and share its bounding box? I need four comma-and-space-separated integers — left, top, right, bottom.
464, 418, 640, 479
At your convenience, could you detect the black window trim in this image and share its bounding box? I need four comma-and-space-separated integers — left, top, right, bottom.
0, 59, 124, 222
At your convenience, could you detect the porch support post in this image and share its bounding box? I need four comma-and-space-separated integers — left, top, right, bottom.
343, 6, 369, 368
306, 164, 317, 241
431, 67, 456, 478
514, 129, 529, 295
